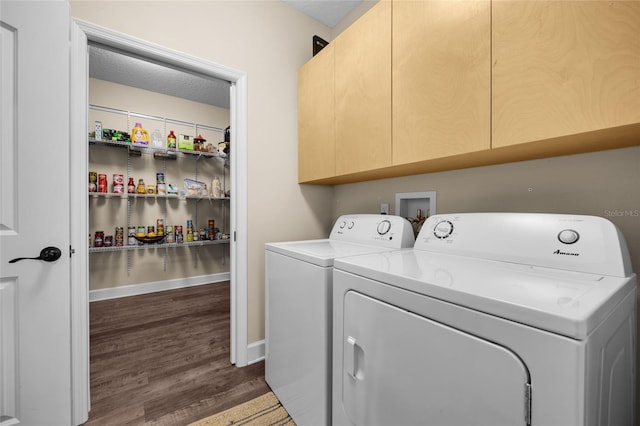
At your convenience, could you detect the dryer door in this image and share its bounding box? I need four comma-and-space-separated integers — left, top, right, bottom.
341, 291, 531, 426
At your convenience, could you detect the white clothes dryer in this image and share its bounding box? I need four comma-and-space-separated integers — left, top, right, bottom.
332, 213, 636, 426
265, 214, 415, 426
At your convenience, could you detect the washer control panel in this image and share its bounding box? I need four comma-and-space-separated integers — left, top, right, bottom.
415, 212, 631, 277
329, 214, 415, 248
557, 229, 580, 244
433, 220, 454, 239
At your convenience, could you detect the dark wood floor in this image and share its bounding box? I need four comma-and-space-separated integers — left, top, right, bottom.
83, 282, 270, 425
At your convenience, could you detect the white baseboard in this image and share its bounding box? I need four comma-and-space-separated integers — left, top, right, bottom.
247, 339, 265, 365
89, 272, 231, 302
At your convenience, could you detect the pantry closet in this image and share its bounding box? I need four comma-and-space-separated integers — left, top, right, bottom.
87, 43, 232, 295
69, 23, 251, 421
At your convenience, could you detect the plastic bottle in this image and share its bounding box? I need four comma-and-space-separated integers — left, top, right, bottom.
151, 129, 163, 148
167, 130, 177, 149
131, 122, 149, 145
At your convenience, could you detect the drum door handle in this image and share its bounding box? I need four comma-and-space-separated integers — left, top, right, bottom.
8, 246, 62, 263
346, 336, 364, 380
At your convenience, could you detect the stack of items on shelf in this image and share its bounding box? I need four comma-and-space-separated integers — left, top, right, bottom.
91, 218, 223, 248
89, 171, 182, 196
94, 120, 218, 153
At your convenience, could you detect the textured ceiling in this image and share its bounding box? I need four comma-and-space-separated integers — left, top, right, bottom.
283, 0, 362, 27
89, 44, 231, 110
88, 1, 360, 108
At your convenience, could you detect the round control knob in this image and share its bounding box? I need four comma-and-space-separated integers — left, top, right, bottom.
433, 220, 454, 239
377, 220, 391, 235
348, 221, 355, 229
339, 221, 347, 229
558, 229, 579, 244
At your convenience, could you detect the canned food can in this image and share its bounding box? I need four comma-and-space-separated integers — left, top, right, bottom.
175, 225, 183, 234
147, 226, 155, 235
166, 226, 175, 244
113, 174, 124, 193
146, 185, 156, 194
156, 172, 165, 183
156, 183, 166, 195
115, 227, 124, 247
104, 235, 113, 247
98, 174, 108, 193
176, 232, 184, 243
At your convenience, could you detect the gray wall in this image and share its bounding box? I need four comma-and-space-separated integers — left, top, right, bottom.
333, 146, 640, 274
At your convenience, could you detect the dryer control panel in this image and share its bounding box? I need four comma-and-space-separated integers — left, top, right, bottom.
415, 213, 632, 277
329, 214, 415, 249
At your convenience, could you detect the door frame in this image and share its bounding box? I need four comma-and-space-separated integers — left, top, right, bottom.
69, 19, 249, 424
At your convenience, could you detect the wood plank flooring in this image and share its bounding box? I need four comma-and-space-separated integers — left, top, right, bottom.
83, 282, 270, 425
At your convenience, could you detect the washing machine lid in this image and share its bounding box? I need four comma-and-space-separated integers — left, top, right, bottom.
265, 214, 415, 267
266, 239, 403, 267
334, 250, 636, 340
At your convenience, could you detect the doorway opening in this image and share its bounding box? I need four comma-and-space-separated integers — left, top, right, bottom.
70, 19, 249, 424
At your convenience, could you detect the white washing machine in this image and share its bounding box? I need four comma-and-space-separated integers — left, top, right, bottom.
265, 214, 415, 426
332, 213, 636, 426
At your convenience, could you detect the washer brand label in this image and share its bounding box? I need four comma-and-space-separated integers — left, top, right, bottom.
553, 249, 579, 256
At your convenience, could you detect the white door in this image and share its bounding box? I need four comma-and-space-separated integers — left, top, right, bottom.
0, 1, 72, 425
341, 291, 530, 426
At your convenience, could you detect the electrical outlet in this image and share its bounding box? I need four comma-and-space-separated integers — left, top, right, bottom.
380, 203, 390, 215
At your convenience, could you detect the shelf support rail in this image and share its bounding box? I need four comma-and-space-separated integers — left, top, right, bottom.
89, 104, 226, 133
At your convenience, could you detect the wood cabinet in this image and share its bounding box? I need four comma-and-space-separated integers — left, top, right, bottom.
334, 0, 392, 176
393, 0, 491, 165
297, 0, 640, 185
492, 0, 640, 148
298, 44, 335, 183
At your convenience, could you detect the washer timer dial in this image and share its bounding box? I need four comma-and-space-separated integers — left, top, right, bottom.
377, 220, 392, 235
433, 220, 454, 239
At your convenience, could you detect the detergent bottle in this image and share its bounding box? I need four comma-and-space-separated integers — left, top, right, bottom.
131, 122, 149, 145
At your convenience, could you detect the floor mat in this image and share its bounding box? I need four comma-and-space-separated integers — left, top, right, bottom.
189, 392, 295, 426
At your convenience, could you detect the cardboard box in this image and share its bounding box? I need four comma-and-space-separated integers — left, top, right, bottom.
179, 134, 194, 150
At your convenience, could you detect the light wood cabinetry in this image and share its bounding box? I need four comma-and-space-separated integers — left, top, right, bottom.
492, 0, 640, 148
334, 0, 392, 176
393, 0, 491, 165
297, 0, 640, 185
298, 44, 335, 182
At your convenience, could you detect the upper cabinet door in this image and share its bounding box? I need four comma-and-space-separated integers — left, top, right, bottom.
392, 0, 491, 166
334, 0, 392, 176
298, 44, 335, 183
492, 1, 640, 149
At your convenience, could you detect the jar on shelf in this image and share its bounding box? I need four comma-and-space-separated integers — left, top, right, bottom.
94, 231, 104, 247
127, 177, 135, 194
88, 172, 97, 192
136, 179, 146, 194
